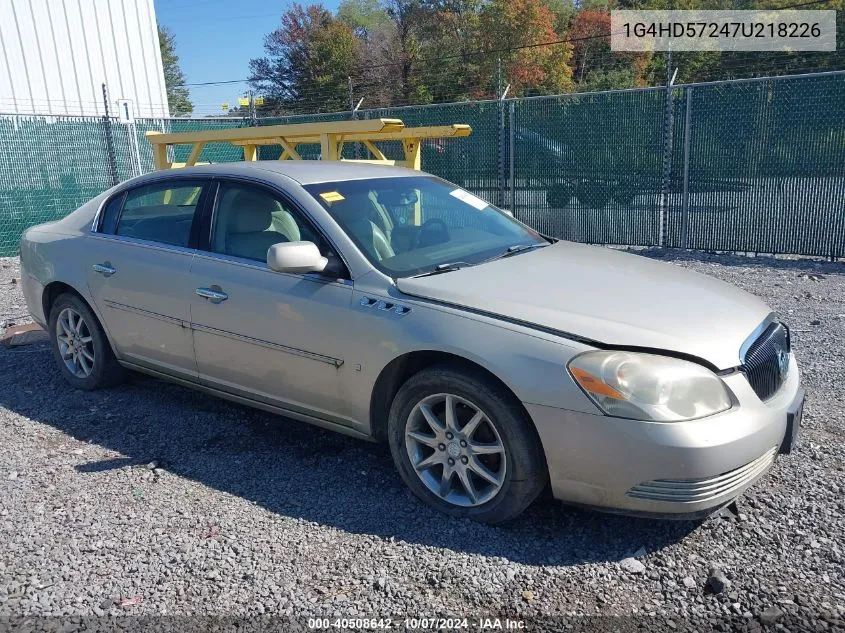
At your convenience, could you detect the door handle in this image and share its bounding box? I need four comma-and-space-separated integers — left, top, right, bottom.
196, 287, 228, 304
92, 263, 116, 277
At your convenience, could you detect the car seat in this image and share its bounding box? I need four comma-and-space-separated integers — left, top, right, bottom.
219, 189, 293, 261
329, 193, 395, 261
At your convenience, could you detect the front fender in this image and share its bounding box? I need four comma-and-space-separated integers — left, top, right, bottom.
349, 288, 603, 433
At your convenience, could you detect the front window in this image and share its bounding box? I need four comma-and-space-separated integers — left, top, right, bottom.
210, 182, 323, 262
304, 176, 546, 277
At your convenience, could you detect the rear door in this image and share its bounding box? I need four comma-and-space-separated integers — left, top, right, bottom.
86, 178, 208, 380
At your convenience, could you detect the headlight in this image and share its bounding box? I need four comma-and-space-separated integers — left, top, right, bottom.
567, 351, 732, 422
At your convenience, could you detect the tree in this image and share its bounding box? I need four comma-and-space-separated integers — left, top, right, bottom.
415, 0, 486, 101
249, 4, 359, 114
158, 26, 193, 116
337, 0, 390, 40
542, 0, 577, 34
383, 0, 431, 104
480, 0, 574, 96
569, 10, 610, 84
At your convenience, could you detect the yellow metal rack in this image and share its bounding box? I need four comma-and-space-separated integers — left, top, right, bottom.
145, 118, 472, 171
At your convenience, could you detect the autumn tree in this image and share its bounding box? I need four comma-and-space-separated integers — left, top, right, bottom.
158, 25, 193, 116
479, 0, 574, 96
249, 4, 359, 114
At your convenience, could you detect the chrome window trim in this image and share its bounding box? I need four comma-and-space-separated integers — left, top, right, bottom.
90, 173, 210, 235
191, 249, 353, 287
90, 191, 125, 234
91, 197, 107, 233
86, 232, 198, 257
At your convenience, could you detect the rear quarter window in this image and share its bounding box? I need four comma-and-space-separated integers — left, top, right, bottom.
98, 193, 124, 234
116, 182, 204, 247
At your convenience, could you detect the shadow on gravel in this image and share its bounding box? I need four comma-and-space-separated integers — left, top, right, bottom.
0, 342, 699, 566
631, 247, 845, 273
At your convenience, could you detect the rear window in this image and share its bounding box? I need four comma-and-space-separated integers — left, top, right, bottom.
115, 182, 204, 247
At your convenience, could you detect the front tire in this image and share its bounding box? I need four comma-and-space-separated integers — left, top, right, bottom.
48, 293, 126, 390
388, 366, 547, 524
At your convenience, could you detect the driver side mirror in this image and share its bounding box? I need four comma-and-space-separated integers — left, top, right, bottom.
267, 241, 327, 274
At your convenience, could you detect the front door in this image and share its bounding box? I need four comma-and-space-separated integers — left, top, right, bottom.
188, 180, 356, 427
86, 179, 207, 379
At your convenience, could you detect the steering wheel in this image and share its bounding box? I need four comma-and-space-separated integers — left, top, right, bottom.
413, 218, 450, 249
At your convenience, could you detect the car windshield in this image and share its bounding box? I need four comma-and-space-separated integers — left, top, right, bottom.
304, 176, 547, 277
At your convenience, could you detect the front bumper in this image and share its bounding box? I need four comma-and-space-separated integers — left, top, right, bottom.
527, 355, 802, 518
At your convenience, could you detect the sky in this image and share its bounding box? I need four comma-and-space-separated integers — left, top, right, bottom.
153, 0, 341, 116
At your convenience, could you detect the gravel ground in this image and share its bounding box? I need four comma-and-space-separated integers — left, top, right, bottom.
0, 251, 843, 632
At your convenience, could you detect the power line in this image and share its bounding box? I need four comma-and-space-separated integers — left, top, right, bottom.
165, 11, 281, 24
183, 0, 838, 88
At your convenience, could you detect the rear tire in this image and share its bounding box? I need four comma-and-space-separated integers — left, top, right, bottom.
48, 292, 126, 390
388, 366, 547, 524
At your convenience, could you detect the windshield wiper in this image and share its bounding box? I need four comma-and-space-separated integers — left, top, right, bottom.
411, 262, 472, 278
484, 243, 548, 263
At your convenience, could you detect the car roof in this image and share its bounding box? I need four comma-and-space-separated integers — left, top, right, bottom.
157, 160, 424, 185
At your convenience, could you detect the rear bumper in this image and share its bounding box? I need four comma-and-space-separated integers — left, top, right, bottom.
19, 264, 47, 329
527, 356, 802, 518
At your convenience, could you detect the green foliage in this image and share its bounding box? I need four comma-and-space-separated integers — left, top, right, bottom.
580, 68, 637, 92
247, 0, 845, 109
249, 4, 358, 114
158, 26, 193, 116
337, 0, 390, 38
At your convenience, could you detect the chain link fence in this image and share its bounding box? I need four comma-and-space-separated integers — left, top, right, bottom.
0, 71, 843, 257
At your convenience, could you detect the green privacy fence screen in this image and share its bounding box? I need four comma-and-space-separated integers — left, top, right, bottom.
0, 71, 843, 257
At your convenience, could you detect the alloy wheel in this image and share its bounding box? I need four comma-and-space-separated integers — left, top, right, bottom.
404, 393, 507, 507
56, 307, 95, 378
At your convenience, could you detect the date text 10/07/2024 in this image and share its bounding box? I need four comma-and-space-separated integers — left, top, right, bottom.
307, 617, 527, 630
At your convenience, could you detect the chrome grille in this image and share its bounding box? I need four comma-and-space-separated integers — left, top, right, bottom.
743, 322, 790, 401
627, 447, 778, 503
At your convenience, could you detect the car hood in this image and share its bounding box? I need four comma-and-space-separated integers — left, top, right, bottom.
395, 242, 772, 370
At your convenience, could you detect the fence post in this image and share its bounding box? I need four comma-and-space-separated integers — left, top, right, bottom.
101, 83, 119, 186
681, 87, 693, 249
509, 101, 515, 211
659, 53, 676, 247
497, 81, 511, 208
498, 99, 506, 208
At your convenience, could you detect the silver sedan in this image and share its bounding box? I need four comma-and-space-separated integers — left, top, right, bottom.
18, 162, 804, 523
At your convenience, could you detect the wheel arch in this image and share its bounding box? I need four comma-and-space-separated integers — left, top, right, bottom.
368, 349, 535, 444
42, 280, 86, 322
41, 280, 118, 355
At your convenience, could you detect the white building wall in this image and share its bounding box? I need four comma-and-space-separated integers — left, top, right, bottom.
0, 0, 169, 117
